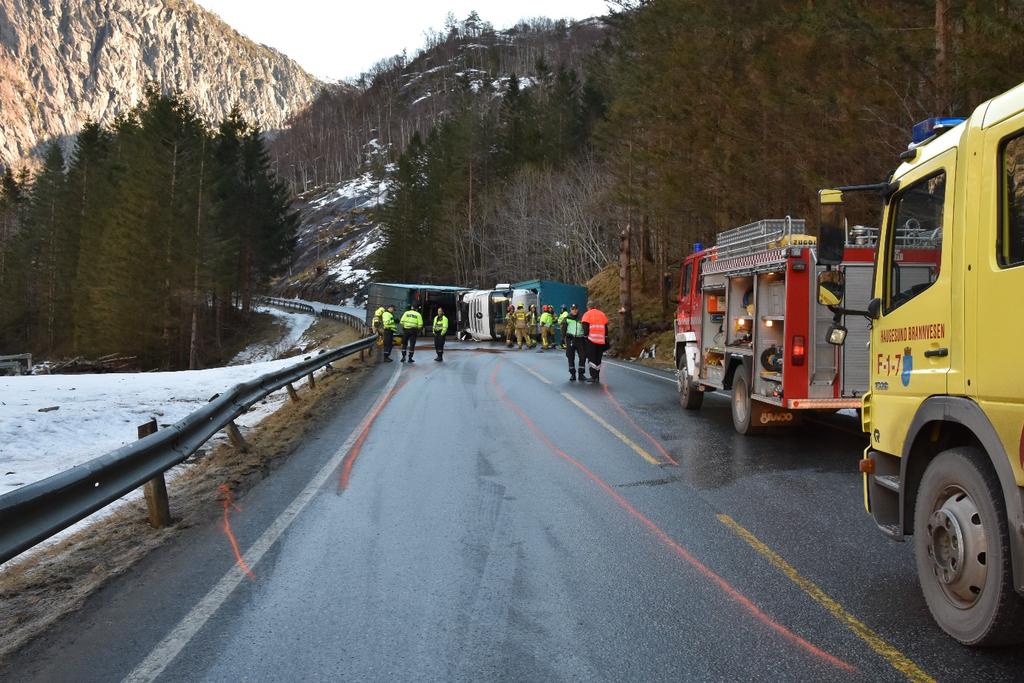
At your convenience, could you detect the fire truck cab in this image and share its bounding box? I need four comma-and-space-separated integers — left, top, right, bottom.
820, 82, 1024, 646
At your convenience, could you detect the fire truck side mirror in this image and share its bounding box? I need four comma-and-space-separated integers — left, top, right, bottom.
817, 271, 845, 307
818, 189, 846, 265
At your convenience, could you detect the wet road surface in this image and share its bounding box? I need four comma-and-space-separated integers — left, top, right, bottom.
4, 342, 1024, 681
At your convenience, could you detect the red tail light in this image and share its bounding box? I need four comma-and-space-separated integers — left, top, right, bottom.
791, 335, 806, 366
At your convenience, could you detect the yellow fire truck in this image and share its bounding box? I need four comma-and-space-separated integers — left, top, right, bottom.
819, 82, 1024, 645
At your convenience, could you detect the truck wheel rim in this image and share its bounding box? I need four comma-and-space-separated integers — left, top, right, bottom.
733, 384, 748, 423
926, 485, 987, 609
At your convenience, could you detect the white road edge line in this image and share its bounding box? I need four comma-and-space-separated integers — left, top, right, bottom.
604, 360, 677, 384
123, 363, 404, 683
511, 359, 552, 385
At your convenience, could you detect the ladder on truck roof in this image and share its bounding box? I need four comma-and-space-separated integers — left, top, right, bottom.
715, 218, 810, 258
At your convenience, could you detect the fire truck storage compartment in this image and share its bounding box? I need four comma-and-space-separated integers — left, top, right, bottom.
726, 276, 754, 349
700, 273, 727, 384
836, 262, 877, 398
753, 272, 786, 398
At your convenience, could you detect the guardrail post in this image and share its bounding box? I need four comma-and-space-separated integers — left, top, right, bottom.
138, 419, 172, 528
226, 420, 249, 453
286, 382, 300, 402
307, 372, 316, 389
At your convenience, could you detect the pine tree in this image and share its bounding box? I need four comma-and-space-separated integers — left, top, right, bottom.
20, 143, 69, 352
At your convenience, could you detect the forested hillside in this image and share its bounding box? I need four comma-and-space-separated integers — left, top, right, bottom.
3, 1, 1022, 365
277, 2, 1024, 319
0, 90, 296, 369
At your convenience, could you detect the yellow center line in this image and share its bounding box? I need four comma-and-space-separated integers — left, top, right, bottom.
717, 513, 934, 683
560, 392, 660, 466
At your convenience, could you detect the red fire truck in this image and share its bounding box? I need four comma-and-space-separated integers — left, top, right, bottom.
674, 218, 939, 434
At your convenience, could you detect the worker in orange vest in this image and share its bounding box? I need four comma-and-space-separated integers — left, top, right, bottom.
580, 300, 609, 384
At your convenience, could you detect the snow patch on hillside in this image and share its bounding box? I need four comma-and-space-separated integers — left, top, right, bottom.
309, 169, 391, 211
328, 227, 380, 285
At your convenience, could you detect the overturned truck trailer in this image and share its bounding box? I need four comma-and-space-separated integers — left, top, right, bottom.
365, 283, 469, 334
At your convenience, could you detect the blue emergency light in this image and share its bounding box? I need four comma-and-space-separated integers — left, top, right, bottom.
694, 242, 704, 252
911, 117, 966, 145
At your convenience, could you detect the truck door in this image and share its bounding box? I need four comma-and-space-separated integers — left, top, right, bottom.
976, 114, 1024, 478
870, 151, 954, 456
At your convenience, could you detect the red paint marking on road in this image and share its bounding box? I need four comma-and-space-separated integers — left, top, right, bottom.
601, 384, 678, 466
488, 364, 854, 674
337, 379, 410, 492
217, 484, 255, 580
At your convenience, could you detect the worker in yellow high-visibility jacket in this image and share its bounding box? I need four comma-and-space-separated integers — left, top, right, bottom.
381, 305, 398, 362
538, 306, 556, 351
399, 304, 424, 363
432, 307, 449, 362
557, 305, 570, 349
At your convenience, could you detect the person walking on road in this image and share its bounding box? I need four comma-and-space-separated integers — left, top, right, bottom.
581, 300, 609, 384
505, 304, 516, 348
557, 305, 569, 349
400, 304, 424, 363
381, 305, 398, 362
514, 303, 529, 349
563, 304, 587, 382
432, 307, 449, 362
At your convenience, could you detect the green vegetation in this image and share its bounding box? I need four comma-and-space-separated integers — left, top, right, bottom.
0, 88, 296, 369
373, 2, 1024, 307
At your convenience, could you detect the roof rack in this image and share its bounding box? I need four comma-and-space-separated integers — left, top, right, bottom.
715, 218, 809, 258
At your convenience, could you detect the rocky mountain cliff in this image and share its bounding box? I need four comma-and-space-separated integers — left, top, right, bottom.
0, 0, 320, 164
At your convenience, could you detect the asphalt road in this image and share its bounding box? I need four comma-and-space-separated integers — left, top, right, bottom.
4, 342, 1024, 681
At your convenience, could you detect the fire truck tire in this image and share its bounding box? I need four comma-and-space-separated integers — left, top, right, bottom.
913, 447, 1024, 646
676, 355, 703, 410
730, 372, 764, 435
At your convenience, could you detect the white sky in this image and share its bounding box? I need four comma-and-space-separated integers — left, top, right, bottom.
194, 1, 610, 82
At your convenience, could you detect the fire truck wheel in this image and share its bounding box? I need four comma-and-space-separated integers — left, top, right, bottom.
676, 356, 703, 410
730, 372, 764, 435
913, 447, 1024, 646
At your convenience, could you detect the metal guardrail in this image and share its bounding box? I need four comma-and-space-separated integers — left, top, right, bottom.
0, 334, 376, 565
259, 297, 372, 337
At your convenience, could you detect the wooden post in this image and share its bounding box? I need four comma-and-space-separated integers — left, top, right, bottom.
307, 372, 316, 390
286, 382, 300, 402
138, 419, 171, 529
226, 420, 249, 453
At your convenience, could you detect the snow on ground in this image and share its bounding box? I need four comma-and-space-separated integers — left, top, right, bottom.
0, 354, 316, 498
308, 170, 392, 211
327, 227, 380, 286
230, 306, 317, 365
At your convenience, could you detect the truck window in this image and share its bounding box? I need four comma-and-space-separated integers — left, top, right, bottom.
1000, 133, 1024, 268
682, 262, 693, 297
884, 171, 945, 313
